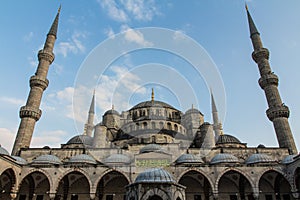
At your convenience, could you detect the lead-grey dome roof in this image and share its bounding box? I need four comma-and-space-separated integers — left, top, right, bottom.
210, 153, 239, 164
175, 154, 204, 164
139, 144, 163, 154
130, 100, 176, 110
104, 154, 131, 164
66, 135, 93, 146
0, 145, 9, 155
12, 156, 27, 165
104, 109, 120, 115
245, 153, 275, 164
68, 154, 97, 164
216, 134, 241, 144
135, 168, 175, 183
32, 155, 62, 165
185, 108, 203, 116
281, 155, 297, 164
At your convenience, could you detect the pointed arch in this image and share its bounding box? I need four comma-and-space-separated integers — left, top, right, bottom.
96, 169, 129, 200
178, 169, 213, 200
0, 168, 17, 199
217, 169, 254, 200
259, 169, 292, 199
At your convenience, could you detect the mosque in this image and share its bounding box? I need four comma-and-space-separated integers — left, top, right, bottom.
0, 5, 300, 200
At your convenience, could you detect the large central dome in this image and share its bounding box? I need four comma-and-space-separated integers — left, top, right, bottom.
130, 100, 177, 110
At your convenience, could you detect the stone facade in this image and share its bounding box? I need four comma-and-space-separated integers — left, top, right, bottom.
0, 6, 300, 200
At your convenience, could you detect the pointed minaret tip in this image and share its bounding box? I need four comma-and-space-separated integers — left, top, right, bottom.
245, 2, 248, 11
48, 5, 61, 38
211, 92, 217, 113
245, 4, 260, 37
112, 104, 114, 110
89, 92, 95, 114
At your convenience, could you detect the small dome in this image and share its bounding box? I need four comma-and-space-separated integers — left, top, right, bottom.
245, 153, 275, 164
32, 155, 62, 165
281, 155, 297, 164
104, 109, 120, 115
139, 144, 163, 154
257, 144, 266, 148
68, 154, 97, 164
185, 108, 203, 115
135, 168, 175, 183
216, 134, 241, 144
210, 153, 239, 164
12, 156, 27, 165
0, 145, 9, 155
66, 135, 93, 146
104, 154, 131, 164
175, 154, 203, 164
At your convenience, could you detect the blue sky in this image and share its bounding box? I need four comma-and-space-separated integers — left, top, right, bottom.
0, 0, 299, 153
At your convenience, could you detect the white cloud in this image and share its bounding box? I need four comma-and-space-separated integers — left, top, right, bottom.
104, 27, 116, 38
173, 30, 187, 41
56, 31, 87, 57
99, 0, 129, 22
0, 97, 24, 106
23, 32, 34, 42
98, 0, 159, 22
121, 25, 153, 46
0, 128, 16, 153
121, 0, 159, 21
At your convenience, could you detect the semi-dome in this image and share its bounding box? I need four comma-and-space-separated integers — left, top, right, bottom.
66, 135, 93, 146
175, 153, 204, 164
68, 154, 97, 164
185, 108, 203, 115
12, 156, 27, 165
104, 109, 120, 116
104, 154, 131, 164
0, 145, 9, 155
135, 168, 175, 183
216, 134, 241, 144
245, 153, 275, 164
210, 153, 239, 164
32, 155, 62, 165
281, 155, 297, 164
130, 100, 176, 110
139, 144, 163, 154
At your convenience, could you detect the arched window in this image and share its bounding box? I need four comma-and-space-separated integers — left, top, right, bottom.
143, 122, 148, 129
151, 122, 156, 129
136, 123, 139, 130
159, 122, 164, 129
152, 136, 156, 143
174, 124, 178, 132
167, 122, 172, 130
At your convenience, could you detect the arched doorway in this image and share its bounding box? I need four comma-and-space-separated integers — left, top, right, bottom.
218, 170, 253, 200
179, 170, 212, 200
96, 171, 129, 200
259, 170, 291, 200
0, 168, 16, 199
18, 171, 50, 200
148, 195, 163, 200
56, 171, 90, 200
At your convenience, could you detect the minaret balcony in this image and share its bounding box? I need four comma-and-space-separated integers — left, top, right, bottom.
19, 106, 42, 121
30, 75, 49, 90
252, 48, 269, 63
266, 105, 290, 121
38, 49, 55, 63
258, 73, 279, 89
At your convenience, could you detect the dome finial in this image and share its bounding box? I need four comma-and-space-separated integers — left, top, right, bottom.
151, 88, 154, 102
112, 104, 114, 110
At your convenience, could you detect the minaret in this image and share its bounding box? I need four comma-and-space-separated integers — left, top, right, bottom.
84, 91, 95, 137
12, 7, 61, 155
211, 93, 223, 140
246, 6, 297, 154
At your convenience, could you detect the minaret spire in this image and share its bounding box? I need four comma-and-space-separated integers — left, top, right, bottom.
211, 92, 223, 140
84, 91, 95, 137
246, 6, 297, 154
12, 7, 61, 156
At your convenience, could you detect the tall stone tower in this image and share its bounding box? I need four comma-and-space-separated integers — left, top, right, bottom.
12, 7, 60, 155
84, 92, 95, 137
246, 6, 297, 154
211, 93, 223, 140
